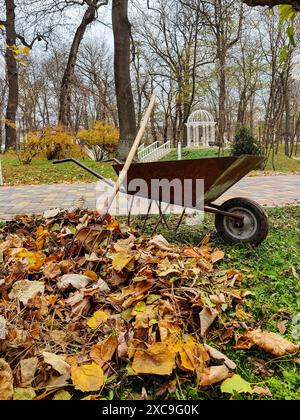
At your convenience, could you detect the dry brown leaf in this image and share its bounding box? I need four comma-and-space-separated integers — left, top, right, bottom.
0, 359, 13, 400
148, 235, 173, 251
42, 352, 70, 375
236, 329, 299, 357
117, 332, 129, 360
90, 336, 118, 367
71, 362, 104, 392
132, 342, 175, 376
291, 266, 299, 280
253, 386, 272, 397
83, 271, 98, 281
57, 274, 90, 291
210, 294, 226, 305
211, 250, 225, 263
200, 307, 219, 337
109, 279, 155, 309
200, 365, 231, 387
20, 357, 38, 387
0, 315, 7, 340
113, 235, 135, 253
277, 320, 288, 335
204, 345, 236, 370
43, 262, 61, 279
8, 280, 45, 305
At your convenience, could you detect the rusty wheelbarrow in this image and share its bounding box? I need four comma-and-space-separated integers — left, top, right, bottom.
53, 96, 268, 248
112, 155, 269, 246
54, 154, 268, 248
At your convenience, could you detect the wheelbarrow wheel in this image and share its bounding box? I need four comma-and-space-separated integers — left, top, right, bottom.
215, 197, 269, 246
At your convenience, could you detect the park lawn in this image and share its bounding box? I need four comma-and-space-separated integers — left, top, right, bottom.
0, 156, 117, 186
127, 206, 300, 400
0, 144, 299, 186
163, 146, 300, 174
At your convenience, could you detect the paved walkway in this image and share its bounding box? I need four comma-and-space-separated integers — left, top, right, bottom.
0, 175, 299, 220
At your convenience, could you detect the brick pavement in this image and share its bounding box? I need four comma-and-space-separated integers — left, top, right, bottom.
0, 175, 299, 220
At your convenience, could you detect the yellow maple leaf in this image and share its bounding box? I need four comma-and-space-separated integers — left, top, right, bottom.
112, 252, 135, 272
71, 362, 104, 392
132, 342, 175, 376
13, 249, 46, 272
87, 310, 108, 329
35, 226, 49, 250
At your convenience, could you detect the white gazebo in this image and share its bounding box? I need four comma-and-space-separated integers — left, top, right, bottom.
186, 109, 216, 147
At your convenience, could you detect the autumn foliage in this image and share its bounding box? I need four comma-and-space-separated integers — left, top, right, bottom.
77, 121, 120, 161
0, 210, 298, 400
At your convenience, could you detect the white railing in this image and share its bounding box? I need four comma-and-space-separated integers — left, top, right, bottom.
138, 141, 159, 161
139, 141, 171, 163
138, 143, 145, 152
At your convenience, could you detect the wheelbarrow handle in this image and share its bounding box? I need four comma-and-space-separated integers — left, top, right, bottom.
53, 159, 73, 164
52, 158, 115, 187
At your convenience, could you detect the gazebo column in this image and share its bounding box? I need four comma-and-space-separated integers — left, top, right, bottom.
208, 125, 211, 146
207, 125, 210, 146
186, 124, 190, 147
211, 124, 216, 144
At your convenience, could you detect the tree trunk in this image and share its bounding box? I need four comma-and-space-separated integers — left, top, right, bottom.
112, 0, 137, 161
4, 0, 18, 151
58, 4, 97, 128
218, 53, 226, 146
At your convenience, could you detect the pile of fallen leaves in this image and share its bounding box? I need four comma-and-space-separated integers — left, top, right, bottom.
0, 210, 299, 400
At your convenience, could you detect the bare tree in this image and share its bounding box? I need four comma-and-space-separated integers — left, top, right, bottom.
137, 0, 213, 145
58, 0, 109, 128
1, 0, 19, 150
112, 0, 137, 161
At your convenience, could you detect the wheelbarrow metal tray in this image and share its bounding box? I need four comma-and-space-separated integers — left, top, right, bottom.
113, 155, 265, 208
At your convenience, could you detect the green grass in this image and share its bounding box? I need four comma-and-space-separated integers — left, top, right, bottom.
127, 207, 300, 400
1, 144, 299, 186
162, 147, 221, 161
163, 146, 300, 174
0, 156, 116, 186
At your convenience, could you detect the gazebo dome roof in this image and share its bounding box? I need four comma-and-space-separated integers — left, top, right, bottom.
188, 109, 214, 123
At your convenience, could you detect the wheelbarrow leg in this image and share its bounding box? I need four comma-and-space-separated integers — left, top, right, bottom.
141, 200, 153, 233
127, 195, 135, 227
151, 203, 170, 236
156, 201, 170, 230
175, 208, 186, 232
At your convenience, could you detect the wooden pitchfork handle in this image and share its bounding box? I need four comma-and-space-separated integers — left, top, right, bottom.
100, 93, 156, 217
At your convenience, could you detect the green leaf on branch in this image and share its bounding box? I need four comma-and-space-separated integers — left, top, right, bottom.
280, 46, 289, 62
287, 26, 296, 48
279, 5, 297, 23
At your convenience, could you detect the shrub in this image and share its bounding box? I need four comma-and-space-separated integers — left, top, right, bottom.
15, 132, 42, 164
77, 121, 119, 161
41, 126, 81, 161
231, 126, 261, 156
